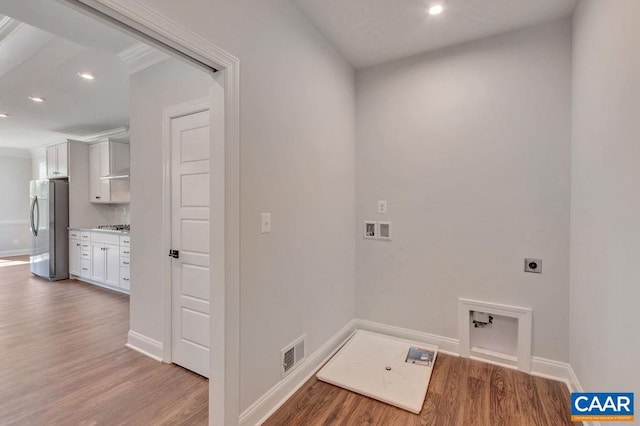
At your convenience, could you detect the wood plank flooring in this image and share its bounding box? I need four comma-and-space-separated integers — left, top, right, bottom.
0, 256, 208, 425
265, 347, 580, 426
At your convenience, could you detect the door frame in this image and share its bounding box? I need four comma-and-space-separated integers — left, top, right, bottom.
162, 97, 211, 366
63, 1, 241, 425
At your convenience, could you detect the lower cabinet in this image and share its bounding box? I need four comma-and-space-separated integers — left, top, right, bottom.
91, 242, 119, 286
119, 267, 130, 291
69, 230, 131, 293
69, 239, 81, 276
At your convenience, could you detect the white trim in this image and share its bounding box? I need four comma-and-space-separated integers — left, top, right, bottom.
126, 330, 164, 361
117, 42, 170, 74
530, 356, 572, 383
0, 220, 29, 226
69, 275, 129, 295
161, 97, 210, 364
458, 298, 532, 372
0, 249, 31, 257
0, 147, 31, 158
82, 127, 130, 142
354, 319, 460, 356
67, 2, 241, 424
239, 320, 358, 426
567, 364, 583, 393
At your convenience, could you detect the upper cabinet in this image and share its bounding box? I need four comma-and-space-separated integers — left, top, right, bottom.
46, 142, 69, 179
89, 139, 130, 204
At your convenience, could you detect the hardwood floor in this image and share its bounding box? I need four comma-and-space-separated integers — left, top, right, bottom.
0, 256, 208, 425
265, 349, 580, 426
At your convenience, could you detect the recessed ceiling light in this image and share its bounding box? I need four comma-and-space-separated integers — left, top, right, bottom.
29, 96, 46, 103
77, 72, 95, 80
0, 113, 8, 118
428, 4, 444, 15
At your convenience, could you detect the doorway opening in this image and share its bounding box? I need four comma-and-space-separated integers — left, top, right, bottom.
0, 0, 240, 424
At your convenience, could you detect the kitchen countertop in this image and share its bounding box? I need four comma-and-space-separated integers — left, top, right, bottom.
68, 227, 130, 235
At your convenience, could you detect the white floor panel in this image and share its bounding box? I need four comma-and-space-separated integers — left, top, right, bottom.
317, 330, 438, 414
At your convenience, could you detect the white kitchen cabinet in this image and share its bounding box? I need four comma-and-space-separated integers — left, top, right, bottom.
90, 242, 119, 286
46, 142, 69, 179
119, 268, 130, 291
89, 139, 130, 204
69, 238, 81, 276
69, 229, 130, 293
90, 242, 105, 282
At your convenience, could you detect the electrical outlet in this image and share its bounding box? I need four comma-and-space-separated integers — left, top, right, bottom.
12, 239, 19, 246
524, 258, 542, 273
378, 200, 387, 214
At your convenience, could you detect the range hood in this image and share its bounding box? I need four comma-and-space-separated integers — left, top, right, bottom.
100, 168, 130, 180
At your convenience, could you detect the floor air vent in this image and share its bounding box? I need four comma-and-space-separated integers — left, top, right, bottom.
281, 334, 306, 378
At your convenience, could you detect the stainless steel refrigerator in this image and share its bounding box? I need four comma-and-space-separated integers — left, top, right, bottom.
29, 180, 69, 281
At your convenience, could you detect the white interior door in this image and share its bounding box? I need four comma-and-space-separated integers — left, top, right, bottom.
171, 109, 211, 378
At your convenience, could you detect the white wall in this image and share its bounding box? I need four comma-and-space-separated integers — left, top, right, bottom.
126, 0, 356, 412
355, 19, 572, 362
571, 0, 640, 396
0, 149, 32, 255
30, 147, 46, 180
129, 58, 211, 345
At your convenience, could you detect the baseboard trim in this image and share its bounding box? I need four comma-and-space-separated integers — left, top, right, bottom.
126, 330, 163, 362
0, 249, 31, 257
354, 319, 460, 356
567, 364, 583, 393
70, 275, 129, 295
239, 319, 358, 426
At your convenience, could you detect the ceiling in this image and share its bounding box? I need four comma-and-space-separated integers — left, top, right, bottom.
292, 0, 578, 68
0, 0, 149, 150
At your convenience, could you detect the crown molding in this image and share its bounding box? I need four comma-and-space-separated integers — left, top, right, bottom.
82, 126, 129, 142
28, 127, 130, 153
117, 42, 169, 74
0, 16, 22, 43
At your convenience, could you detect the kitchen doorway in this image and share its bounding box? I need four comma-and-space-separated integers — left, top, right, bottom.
0, 1, 240, 424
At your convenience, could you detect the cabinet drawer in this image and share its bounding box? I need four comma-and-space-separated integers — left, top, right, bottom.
91, 232, 119, 245
80, 251, 91, 260
80, 242, 90, 251
120, 246, 131, 257
120, 235, 131, 247
120, 257, 131, 268
119, 267, 130, 290
80, 259, 91, 278
80, 232, 91, 241
69, 230, 80, 239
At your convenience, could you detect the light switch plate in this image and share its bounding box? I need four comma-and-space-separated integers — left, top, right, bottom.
378, 200, 388, 214
261, 213, 271, 234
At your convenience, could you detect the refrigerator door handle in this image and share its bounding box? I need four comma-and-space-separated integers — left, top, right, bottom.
30, 197, 37, 236
33, 196, 40, 237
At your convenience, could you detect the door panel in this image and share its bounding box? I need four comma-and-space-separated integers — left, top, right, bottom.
91, 243, 105, 282
30, 181, 51, 277
104, 243, 120, 287
46, 147, 56, 178
69, 240, 81, 276
56, 143, 68, 178
171, 109, 211, 378
89, 144, 102, 202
